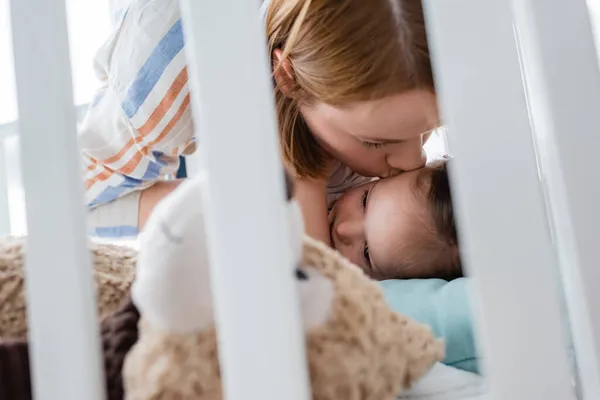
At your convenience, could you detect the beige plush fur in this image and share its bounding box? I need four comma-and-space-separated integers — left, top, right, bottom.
0, 236, 136, 339
123, 237, 444, 400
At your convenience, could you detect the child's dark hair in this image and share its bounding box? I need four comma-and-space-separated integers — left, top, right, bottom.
403, 160, 461, 280
426, 161, 462, 279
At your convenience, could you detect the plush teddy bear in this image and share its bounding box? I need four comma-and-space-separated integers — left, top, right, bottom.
0, 171, 444, 400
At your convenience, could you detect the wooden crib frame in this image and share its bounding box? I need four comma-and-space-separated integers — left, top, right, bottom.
7, 0, 600, 399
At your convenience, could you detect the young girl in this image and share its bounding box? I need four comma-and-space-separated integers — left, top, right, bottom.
84, 0, 438, 241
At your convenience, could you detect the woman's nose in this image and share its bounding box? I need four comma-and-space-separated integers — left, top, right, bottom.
335, 219, 364, 246
386, 138, 427, 173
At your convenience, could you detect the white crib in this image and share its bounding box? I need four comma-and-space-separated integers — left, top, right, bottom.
6, 0, 600, 399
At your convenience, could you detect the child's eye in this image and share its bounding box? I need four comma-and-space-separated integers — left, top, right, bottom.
363, 244, 372, 267
361, 186, 374, 211
361, 189, 372, 268
361, 140, 385, 149
360, 188, 369, 210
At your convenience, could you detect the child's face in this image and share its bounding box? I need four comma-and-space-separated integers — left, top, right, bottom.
300, 90, 437, 178
329, 170, 428, 279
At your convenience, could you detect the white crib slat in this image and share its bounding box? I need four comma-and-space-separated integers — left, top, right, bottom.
423, 1, 576, 399
9, 0, 106, 399
178, 1, 311, 400
512, 0, 600, 398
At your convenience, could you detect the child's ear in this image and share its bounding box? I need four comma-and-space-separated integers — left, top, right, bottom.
273, 49, 295, 97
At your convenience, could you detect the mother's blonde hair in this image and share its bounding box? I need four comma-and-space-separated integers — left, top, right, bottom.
266, 0, 434, 179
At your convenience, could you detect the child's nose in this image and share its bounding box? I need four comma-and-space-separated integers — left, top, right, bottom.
335, 219, 364, 246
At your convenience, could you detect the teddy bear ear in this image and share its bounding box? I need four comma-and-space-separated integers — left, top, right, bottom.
132, 175, 215, 334
133, 168, 301, 334
295, 266, 334, 330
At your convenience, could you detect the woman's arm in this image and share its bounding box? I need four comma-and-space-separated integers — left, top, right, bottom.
294, 178, 331, 246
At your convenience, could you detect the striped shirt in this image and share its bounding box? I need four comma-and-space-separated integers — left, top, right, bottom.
81, 0, 194, 208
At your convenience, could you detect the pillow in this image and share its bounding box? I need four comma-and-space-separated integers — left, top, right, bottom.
379, 278, 479, 374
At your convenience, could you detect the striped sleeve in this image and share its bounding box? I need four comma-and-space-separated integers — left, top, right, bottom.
79, 0, 195, 208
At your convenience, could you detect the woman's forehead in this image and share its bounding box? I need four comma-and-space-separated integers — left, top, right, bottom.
344, 92, 438, 139
318, 91, 437, 141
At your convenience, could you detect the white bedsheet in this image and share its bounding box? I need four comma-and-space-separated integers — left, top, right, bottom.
399, 363, 487, 400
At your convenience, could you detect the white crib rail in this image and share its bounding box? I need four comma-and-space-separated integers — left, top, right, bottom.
9, 0, 106, 399
423, 1, 576, 399
512, 0, 600, 398
178, 1, 311, 400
